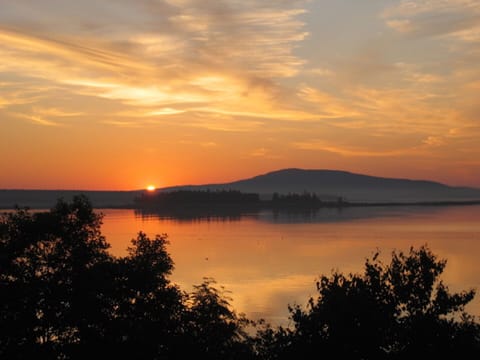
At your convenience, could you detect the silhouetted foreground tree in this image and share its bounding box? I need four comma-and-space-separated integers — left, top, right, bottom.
1, 196, 479, 359
256, 246, 480, 359
0, 196, 255, 359
0, 196, 112, 358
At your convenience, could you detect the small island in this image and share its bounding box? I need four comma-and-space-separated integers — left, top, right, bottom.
133, 189, 480, 219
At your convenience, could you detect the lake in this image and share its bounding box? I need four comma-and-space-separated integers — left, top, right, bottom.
98, 205, 480, 327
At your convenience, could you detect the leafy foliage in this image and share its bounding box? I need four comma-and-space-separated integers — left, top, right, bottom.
0, 196, 111, 358
0, 196, 254, 359
257, 246, 480, 359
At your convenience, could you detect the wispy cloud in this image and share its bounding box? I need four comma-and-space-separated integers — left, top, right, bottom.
423, 135, 446, 147
102, 119, 144, 128
179, 115, 265, 132
383, 0, 480, 18
15, 113, 61, 127
291, 141, 411, 157
307, 67, 335, 77
383, 0, 480, 41
0, 81, 44, 109
297, 85, 361, 119
32, 107, 84, 117
248, 147, 281, 159
178, 139, 218, 147
0, 0, 309, 130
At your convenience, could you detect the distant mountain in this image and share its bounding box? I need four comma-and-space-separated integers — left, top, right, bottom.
159, 168, 480, 203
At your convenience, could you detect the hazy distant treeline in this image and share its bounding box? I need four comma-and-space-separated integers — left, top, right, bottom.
134, 189, 346, 212
135, 189, 261, 207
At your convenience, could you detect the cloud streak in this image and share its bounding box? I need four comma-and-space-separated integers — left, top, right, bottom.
0, 0, 309, 129
383, 0, 480, 41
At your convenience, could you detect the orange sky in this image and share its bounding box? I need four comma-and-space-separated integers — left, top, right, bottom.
1, 0, 480, 190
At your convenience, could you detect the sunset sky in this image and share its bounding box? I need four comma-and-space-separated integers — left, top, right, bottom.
1, 0, 480, 190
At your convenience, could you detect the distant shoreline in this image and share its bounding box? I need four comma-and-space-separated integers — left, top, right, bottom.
130, 198, 480, 216
1, 188, 480, 211
2, 200, 480, 211
341, 200, 480, 207
3, 201, 480, 216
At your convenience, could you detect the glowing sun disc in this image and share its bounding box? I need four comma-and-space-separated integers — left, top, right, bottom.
146, 185, 156, 191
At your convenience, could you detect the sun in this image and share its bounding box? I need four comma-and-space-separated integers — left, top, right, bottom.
146, 185, 156, 192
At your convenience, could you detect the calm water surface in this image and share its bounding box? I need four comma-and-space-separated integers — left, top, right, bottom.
100, 205, 480, 327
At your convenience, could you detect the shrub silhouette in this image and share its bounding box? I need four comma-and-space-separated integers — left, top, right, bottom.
1, 196, 479, 359
256, 246, 480, 359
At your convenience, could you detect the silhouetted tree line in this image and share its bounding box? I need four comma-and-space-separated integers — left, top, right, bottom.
135, 189, 261, 209
271, 192, 345, 209
1, 196, 479, 359
135, 190, 347, 214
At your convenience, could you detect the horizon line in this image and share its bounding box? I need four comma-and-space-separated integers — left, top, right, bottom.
1, 167, 478, 192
